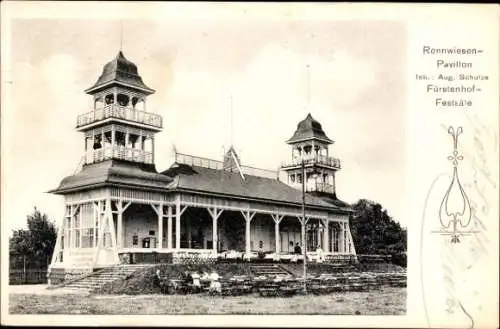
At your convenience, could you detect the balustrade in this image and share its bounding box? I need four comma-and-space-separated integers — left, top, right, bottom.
76, 104, 162, 129
282, 155, 341, 170
88, 145, 153, 164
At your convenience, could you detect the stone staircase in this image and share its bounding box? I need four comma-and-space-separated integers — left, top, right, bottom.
61, 264, 154, 292
249, 264, 291, 277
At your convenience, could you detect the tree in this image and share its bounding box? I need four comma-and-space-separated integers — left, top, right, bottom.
350, 199, 407, 256
9, 207, 58, 269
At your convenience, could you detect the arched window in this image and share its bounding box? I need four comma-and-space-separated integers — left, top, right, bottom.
117, 93, 130, 107
104, 94, 114, 105
132, 97, 139, 108
93, 135, 102, 150
134, 98, 145, 111
94, 96, 104, 110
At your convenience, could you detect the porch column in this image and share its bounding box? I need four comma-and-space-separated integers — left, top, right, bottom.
241, 210, 256, 258
157, 204, 163, 249
167, 206, 173, 249
175, 199, 187, 250
175, 201, 181, 249
317, 219, 322, 249
151, 137, 155, 163
271, 214, 284, 254
323, 219, 329, 252
116, 200, 131, 249
117, 204, 123, 248
339, 222, 345, 253
208, 207, 223, 255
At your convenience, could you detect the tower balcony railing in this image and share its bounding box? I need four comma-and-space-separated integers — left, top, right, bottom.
307, 182, 335, 194
76, 105, 163, 129
281, 155, 342, 170
291, 181, 336, 194
291, 181, 335, 194
87, 145, 153, 164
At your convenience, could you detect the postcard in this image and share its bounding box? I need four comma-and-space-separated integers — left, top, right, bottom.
1, 2, 498, 328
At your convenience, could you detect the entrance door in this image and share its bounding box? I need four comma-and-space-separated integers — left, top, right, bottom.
280, 230, 301, 253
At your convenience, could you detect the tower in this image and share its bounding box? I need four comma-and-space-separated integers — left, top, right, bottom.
281, 113, 341, 196
48, 51, 170, 281
78, 51, 162, 164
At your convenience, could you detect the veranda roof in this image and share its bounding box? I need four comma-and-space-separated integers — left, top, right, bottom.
49, 159, 172, 194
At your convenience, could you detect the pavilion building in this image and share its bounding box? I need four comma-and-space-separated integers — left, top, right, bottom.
47, 51, 357, 282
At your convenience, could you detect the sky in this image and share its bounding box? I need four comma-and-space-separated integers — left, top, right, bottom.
3, 17, 407, 232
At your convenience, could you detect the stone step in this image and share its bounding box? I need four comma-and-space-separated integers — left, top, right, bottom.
55, 265, 156, 292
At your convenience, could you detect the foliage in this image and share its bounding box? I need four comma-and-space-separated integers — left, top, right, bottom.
9, 207, 58, 269
349, 199, 407, 258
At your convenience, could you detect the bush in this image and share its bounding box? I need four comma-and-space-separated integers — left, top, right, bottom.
391, 253, 407, 268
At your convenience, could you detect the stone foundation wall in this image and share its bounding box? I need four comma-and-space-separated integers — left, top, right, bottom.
47, 267, 92, 286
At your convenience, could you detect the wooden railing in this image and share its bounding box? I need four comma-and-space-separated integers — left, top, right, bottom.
88, 146, 153, 164
175, 153, 278, 179
76, 105, 163, 129
175, 153, 224, 170
306, 182, 335, 194
282, 155, 341, 170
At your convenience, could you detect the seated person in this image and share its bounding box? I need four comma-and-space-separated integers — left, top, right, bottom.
191, 271, 201, 291
183, 271, 193, 285
294, 243, 302, 254
153, 269, 162, 287
210, 271, 219, 282
316, 245, 324, 263
201, 271, 210, 281
209, 280, 222, 293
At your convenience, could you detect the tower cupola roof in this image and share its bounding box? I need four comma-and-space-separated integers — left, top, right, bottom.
286, 113, 333, 144
85, 51, 155, 95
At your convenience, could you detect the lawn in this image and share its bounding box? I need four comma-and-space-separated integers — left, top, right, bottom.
9, 287, 406, 315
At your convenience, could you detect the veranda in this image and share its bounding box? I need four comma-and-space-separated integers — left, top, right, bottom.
50, 186, 356, 272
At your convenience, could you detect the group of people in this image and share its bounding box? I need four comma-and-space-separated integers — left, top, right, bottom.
155, 269, 222, 293
185, 270, 222, 293
293, 243, 325, 263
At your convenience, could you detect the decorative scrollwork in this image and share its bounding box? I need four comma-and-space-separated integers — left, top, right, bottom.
438, 126, 474, 243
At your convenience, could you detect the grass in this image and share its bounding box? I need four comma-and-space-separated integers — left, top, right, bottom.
9, 286, 406, 315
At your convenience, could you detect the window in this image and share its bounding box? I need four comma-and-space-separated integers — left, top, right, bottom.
82, 228, 94, 248
149, 230, 155, 236
297, 174, 303, 184
132, 235, 138, 246
290, 174, 295, 183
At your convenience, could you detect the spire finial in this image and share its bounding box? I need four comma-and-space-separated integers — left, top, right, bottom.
230, 94, 234, 147
120, 20, 124, 51
306, 64, 311, 111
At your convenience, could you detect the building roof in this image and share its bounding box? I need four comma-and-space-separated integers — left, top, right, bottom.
162, 163, 351, 212
85, 51, 155, 95
49, 159, 172, 194
287, 113, 334, 144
